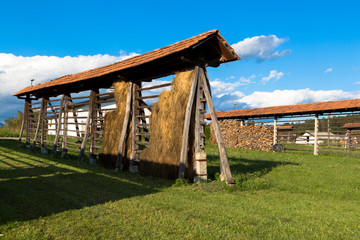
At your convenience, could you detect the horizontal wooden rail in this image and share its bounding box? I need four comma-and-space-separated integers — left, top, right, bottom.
136, 95, 160, 100
137, 83, 172, 91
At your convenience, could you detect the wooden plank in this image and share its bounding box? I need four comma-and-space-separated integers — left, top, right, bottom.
115, 82, 133, 170
40, 98, 47, 148
200, 67, 234, 184
69, 97, 82, 140
18, 101, 27, 147
314, 114, 319, 156
137, 82, 172, 91
52, 95, 65, 153
273, 117, 278, 145
62, 95, 70, 155
90, 89, 100, 156
32, 102, 43, 150
130, 82, 140, 170
78, 90, 96, 162
25, 96, 32, 145
136, 95, 160, 100
135, 141, 149, 146
178, 65, 199, 179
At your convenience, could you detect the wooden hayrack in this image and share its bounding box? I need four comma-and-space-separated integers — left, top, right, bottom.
13, 30, 240, 184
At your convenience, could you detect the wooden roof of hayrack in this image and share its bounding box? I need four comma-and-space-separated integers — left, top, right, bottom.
205, 99, 360, 120
14, 30, 240, 99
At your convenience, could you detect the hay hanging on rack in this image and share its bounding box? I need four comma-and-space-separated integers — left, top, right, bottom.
99, 81, 132, 169
139, 71, 195, 180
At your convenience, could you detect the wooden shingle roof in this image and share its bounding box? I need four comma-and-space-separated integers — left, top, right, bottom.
205, 99, 360, 119
14, 30, 240, 98
343, 122, 360, 129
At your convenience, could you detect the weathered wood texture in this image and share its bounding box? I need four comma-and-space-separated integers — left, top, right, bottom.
79, 90, 97, 161
178, 65, 199, 179
210, 120, 274, 151
115, 83, 133, 170
314, 114, 319, 156
52, 95, 65, 153
200, 67, 234, 184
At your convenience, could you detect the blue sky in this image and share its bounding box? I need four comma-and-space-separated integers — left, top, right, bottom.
1, 0, 360, 122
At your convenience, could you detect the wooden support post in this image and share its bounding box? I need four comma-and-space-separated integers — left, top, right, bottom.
79, 90, 96, 162
40, 98, 48, 153
32, 100, 43, 151
52, 95, 65, 154
25, 95, 31, 147
115, 82, 133, 171
314, 114, 319, 156
273, 116, 278, 145
90, 89, 99, 164
327, 114, 330, 147
179, 65, 199, 179
194, 68, 207, 182
18, 100, 27, 147
130, 82, 141, 173
69, 97, 81, 140
200, 67, 234, 184
62, 94, 70, 158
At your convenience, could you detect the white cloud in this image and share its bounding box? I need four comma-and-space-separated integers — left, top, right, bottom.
324, 68, 333, 73
0, 52, 138, 96
231, 35, 291, 61
261, 70, 284, 84
354, 82, 360, 85
210, 75, 255, 97
213, 88, 360, 110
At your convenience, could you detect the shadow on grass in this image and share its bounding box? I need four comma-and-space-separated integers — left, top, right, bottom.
0, 140, 172, 225
207, 153, 299, 180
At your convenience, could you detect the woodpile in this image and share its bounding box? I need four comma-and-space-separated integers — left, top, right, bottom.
210, 120, 274, 151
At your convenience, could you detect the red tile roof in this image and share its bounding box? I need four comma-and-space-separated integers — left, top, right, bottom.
14, 30, 240, 98
277, 125, 294, 130
205, 99, 360, 119
343, 122, 360, 129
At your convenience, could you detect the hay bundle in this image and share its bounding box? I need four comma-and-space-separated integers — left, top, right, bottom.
139, 71, 195, 180
99, 81, 132, 169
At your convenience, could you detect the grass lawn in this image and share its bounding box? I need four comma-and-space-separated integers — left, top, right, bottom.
0, 139, 359, 239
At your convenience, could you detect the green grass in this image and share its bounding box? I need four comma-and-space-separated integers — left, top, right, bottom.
0, 139, 359, 239
0, 128, 20, 137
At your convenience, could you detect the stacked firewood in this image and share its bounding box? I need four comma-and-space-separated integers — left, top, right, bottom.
210, 120, 274, 151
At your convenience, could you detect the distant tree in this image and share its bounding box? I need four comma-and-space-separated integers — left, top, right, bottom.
4, 111, 23, 131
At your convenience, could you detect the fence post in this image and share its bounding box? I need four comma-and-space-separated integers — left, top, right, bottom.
273, 116, 278, 145
314, 114, 319, 156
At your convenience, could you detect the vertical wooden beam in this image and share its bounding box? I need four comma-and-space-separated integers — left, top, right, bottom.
32, 100, 43, 150
25, 95, 31, 146
179, 65, 199, 179
194, 69, 207, 182
69, 96, 81, 140
40, 98, 48, 153
90, 89, 99, 163
130, 82, 141, 173
273, 116, 278, 145
62, 94, 70, 157
314, 114, 319, 156
327, 114, 330, 147
200, 67, 234, 184
115, 82, 133, 171
79, 90, 96, 162
18, 101, 27, 147
52, 95, 65, 153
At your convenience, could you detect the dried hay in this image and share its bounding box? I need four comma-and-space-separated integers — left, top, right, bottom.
99, 81, 132, 169
139, 71, 195, 180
